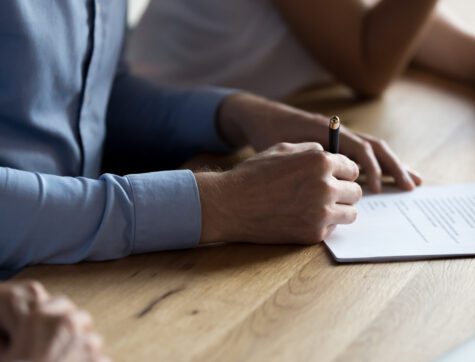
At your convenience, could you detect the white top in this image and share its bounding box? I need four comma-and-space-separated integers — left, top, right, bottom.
127, 0, 331, 99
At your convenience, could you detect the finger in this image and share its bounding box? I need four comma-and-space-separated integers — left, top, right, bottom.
39, 296, 77, 315
332, 179, 363, 205
270, 142, 324, 155
0, 283, 43, 328
408, 167, 423, 186
327, 153, 359, 181
355, 141, 383, 193
289, 142, 324, 153
69, 310, 93, 332
329, 204, 358, 225
22, 281, 50, 304
371, 141, 415, 191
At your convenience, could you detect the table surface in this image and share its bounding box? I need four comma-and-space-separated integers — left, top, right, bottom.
14, 68, 475, 362
13, 2, 475, 358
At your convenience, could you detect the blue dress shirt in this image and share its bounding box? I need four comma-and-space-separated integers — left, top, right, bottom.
0, 0, 232, 277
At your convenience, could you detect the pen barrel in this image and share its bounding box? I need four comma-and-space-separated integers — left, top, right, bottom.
329, 127, 340, 154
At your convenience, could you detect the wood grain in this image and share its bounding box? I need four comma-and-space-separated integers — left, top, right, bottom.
13, 0, 475, 354
14, 68, 475, 362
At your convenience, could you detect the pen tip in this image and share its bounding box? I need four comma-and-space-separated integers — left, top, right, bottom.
329, 116, 340, 130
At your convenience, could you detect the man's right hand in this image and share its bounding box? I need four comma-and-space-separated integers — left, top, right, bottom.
196, 142, 362, 245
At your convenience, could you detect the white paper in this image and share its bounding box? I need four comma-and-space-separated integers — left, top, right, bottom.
324, 183, 475, 262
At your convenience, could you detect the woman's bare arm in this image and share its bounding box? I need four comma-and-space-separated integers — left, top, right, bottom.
273, 0, 438, 96
414, 6, 475, 84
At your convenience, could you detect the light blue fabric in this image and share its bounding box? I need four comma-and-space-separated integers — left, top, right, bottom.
0, 0, 233, 276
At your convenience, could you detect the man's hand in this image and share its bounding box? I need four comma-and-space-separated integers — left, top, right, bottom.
0, 281, 108, 362
218, 93, 422, 193
196, 142, 362, 245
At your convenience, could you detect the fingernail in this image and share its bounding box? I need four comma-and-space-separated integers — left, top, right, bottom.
410, 169, 422, 178
411, 172, 423, 185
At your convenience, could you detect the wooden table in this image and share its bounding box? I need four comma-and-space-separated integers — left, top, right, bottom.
14, 69, 475, 362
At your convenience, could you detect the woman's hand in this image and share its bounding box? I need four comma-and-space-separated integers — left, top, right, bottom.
339, 128, 422, 193
0, 281, 108, 362
218, 92, 422, 193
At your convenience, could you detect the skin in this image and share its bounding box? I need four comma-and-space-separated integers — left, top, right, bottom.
197, 93, 422, 245
0, 281, 108, 362
272, 0, 475, 96
414, 8, 475, 84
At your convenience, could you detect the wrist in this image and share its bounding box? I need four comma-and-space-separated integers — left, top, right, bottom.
195, 172, 236, 245
217, 93, 249, 148
217, 91, 331, 152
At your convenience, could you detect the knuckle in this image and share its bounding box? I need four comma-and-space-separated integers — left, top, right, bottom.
350, 162, 360, 180
311, 142, 324, 152
24, 281, 46, 299
310, 151, 331, 171
307, 147, 324, 159
355, 183, 363, 200
360, 140, 372, 153
317, 205, 333, 221
318, 177, 335, 196
376, 139, 388, 150
24, 280, 41, 290
275, 142, 293, 152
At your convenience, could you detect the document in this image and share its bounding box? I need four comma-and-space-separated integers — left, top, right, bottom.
324, 183, 475, 262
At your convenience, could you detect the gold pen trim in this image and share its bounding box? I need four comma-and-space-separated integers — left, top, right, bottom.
329, 116, 340, 130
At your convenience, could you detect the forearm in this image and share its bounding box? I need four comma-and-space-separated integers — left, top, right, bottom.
274, 0, 438, 96
413, 7, 475, 84
356, 0, 438, 95
0, 167, 200, 271
105, 72, 234, 174
217, 92, 328, 151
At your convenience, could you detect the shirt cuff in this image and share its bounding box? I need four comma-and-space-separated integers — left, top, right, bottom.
175, 87, 238, 153
126, 170, 201, 253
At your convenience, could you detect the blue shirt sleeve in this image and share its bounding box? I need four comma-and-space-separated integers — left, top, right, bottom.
0, 167, 202, 271
0, 2, 239, 274
105, 72, 236, 172
0, 75, 238, 272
